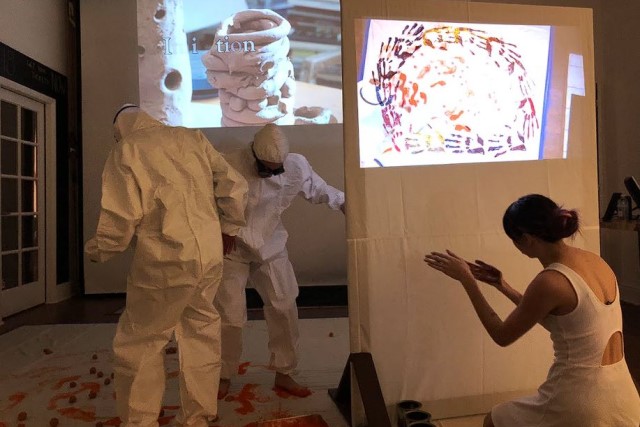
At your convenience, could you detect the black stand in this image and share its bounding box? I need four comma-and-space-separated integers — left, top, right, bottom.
328, 352, 392, 427
602, 192, 621, 222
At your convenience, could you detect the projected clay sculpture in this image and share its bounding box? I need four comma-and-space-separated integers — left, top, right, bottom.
137, 0, 193, 126
202, 9, 335, 127
358, 20, 550, 166
202, 9, 296, 126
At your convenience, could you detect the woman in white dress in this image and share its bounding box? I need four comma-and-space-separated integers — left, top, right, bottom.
424, 194, 640, 427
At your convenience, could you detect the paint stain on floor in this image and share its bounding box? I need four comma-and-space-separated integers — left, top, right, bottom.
0, 321, 350, 427
243, 414, 330, 427
224, 383, 274, 415
238, 361, 252, 375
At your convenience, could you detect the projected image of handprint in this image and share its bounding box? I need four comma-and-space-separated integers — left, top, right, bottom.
357, 19, 551, 167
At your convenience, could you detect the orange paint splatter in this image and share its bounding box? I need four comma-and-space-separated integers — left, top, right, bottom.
243, 414, 329, 427
158, 415, 176, 426
227, 384, 259, 415
48, 382, 101, 410
52, 376, 82, 390
57, 406, 96, 422
448, 110, 464, 121
103, 417, 122, 426
48, 392, 74, 409
430, 80, 446, 88
455, 124, 471, 132
238, 362, 251, 375
273, 387, 294, 399
272, 386, 312, 399
417, 65, 431, 78
271, 409, 293, 418
8, 392, 27, 408
408, 83, 420, 107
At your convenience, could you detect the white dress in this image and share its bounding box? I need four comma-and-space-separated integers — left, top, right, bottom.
492, 263, 640, 426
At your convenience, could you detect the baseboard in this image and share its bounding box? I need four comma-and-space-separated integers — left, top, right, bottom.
47, 282, 76, 304
78, 285, 349, 310
620, 284, 640, 305
424, 389, 538, 420
247, 284, 347, 309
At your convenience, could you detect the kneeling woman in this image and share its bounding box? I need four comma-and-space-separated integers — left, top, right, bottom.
425, 194, 640, 427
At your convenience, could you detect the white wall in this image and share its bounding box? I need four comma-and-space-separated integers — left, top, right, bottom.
0, 0, 69, 75
80, 0, 347, 293
78, 0, 640, 302
597, 2, 640, 304
4, 0, 634, 307
80, 0, 139, 293
207, 127, 347, 287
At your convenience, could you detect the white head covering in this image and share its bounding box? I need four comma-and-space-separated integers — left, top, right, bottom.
253, 123, 289, 163
113, 104, 142, 142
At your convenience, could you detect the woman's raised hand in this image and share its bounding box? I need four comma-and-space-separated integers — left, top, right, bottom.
468, 260, 504, 289
424, 249, 474, 282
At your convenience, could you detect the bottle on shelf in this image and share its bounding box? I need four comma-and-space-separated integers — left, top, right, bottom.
617, 195, 631, 220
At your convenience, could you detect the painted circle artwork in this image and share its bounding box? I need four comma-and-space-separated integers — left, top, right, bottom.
357, 20, 551, 167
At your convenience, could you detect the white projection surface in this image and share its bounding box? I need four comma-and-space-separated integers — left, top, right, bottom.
81, 0, 347, 295
136, 0, 343, 128
357, 20, 556, 167
340, 1, 599, 422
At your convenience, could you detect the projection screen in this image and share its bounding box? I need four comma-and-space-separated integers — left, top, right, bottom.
341, 0, 598, 422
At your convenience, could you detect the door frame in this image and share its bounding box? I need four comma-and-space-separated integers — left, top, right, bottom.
0, 77, 70, 311
0, 88, 46, 316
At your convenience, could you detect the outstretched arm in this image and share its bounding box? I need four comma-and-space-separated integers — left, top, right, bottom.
425, 250, 561, 347
297, 156, 344, 211
203, 134, 248, 236
497, 282, 523, 306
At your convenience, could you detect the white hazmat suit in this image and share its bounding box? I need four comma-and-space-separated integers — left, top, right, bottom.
215, 124, 344, 382
85, 107, 248, 427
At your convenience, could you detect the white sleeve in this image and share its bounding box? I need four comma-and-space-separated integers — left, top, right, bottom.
204, 135, 248, 236
298, 156, 345, 210
84, 145, 143, 262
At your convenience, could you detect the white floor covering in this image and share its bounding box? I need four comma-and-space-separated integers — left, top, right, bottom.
0, 319, 351, 427
0, 319, 491, 427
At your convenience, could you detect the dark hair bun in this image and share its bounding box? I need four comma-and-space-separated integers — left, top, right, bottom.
503, 194, 580, 242
552, 208, 580, 240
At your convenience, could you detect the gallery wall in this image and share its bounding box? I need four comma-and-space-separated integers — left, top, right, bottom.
79, 0, 640, 305
0, 0, 69, 76
80, 0, 346, 293
0, 0, 636, 323
596, 2, 640, 304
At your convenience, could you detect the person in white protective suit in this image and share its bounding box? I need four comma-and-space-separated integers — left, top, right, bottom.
85, 105, 248, 427
215, 123, 345, 399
